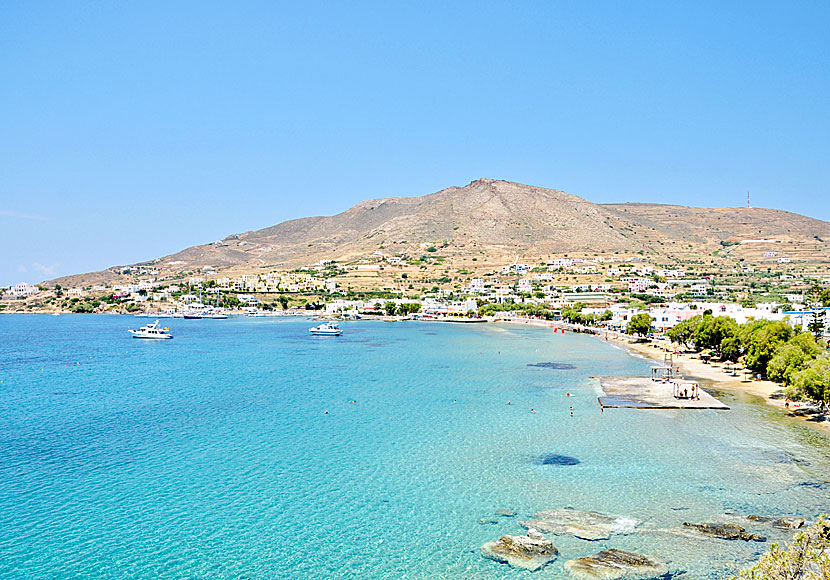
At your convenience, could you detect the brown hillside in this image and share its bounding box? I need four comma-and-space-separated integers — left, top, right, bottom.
48, 179, 830, 287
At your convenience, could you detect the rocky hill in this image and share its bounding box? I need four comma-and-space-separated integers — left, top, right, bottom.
49, 179, 830, 287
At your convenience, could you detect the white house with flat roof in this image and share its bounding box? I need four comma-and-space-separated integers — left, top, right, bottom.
6, 282, 40, 298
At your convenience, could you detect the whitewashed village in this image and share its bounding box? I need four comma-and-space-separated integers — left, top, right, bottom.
4, 249, 829, 338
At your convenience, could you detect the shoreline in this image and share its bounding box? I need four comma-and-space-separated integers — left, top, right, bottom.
3, 311, 828, 435
596, 328, 830, 435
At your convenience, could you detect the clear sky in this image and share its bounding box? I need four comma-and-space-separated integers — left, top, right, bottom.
2, 1, 828, 286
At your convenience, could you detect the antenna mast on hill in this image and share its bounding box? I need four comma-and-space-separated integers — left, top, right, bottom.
747, 191, 751, 208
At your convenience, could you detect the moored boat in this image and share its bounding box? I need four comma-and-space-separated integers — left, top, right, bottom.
309, 321, 342, 336
128, 320, 173, 339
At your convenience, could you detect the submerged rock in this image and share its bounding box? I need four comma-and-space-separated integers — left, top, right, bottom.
495, 509, 517, 517
521, 508, 639, 541
528, 362, 577, 370
682, 522, 766, 542
717, 512, 805, 528
481, 528, 559, 571
540, 454, 581, 466
773, 516, 806, 529
745, 515, 806, 529
565, 549, 668, 580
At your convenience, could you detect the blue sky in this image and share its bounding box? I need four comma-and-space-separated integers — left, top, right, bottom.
2, 1, 828, 286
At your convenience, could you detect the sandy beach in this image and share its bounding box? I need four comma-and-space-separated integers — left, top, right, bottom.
597, 328, 830, 435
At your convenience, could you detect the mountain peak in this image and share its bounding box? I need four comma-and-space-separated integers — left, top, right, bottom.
47, 179, 829, 288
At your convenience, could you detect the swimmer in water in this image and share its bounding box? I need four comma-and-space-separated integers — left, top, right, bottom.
566, 392, 572, 397
570, 412, 574, 417
349, 400, 357, 404
507, 401, 512, 405
531, 409, 536, 413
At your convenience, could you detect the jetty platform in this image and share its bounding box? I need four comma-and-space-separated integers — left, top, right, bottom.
595, 376, 729, 410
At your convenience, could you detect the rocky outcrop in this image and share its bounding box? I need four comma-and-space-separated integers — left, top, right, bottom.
682, 522, 766, 542
565, 549, 668, 580
521, 508, 640, 541
747, 515, 806, 529
481, 528, 559, 571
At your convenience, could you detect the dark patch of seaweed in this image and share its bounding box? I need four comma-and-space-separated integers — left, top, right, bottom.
527, 362, 577, 370
540, 454, 580, 466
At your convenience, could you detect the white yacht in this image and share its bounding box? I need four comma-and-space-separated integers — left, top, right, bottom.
129, 320, 173, 339
309, 321, 342, 336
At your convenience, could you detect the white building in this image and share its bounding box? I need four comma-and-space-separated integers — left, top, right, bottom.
8, 282, 40, 297
464, 278, 487, 294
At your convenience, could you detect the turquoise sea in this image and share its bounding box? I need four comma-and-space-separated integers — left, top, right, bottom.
1, 315, 829, 579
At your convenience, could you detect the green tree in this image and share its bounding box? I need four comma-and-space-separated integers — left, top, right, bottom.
742, 320, 793, 375
785, 354, 830, 408
691, 315, 739, 358
667, 316, 703, 349
399, 302, 421, 315
720, 336, 743, 362
384, 301, 398, 316
561, 302, 586, 324
627, 313, 652, 337
786, 356, 830, 408
807, 317, 826, 339
767, 333, 822, 386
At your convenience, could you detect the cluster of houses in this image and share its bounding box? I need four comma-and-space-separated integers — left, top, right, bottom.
3, 250, 828, 336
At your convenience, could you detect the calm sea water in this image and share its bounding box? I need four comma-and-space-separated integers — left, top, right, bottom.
1, 315, 829, 579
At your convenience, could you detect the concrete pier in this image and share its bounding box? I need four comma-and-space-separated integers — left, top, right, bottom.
595, 376, 729, 410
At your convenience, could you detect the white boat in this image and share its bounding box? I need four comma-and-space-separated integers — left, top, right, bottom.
309, 321, 342, 336
208, 312, 228, 319
129, 320, 173, 339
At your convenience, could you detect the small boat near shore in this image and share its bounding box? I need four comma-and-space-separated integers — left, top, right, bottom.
309, 321, 342, 336
129, 320, 173, 339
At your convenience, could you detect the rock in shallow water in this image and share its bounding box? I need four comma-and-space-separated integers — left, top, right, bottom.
682, 522, 766, 542
481, 528, 559, 571
565, 549, 668, 580
521, 508, 640, 541
746, 515, 806, 529
495, 508, 517, 517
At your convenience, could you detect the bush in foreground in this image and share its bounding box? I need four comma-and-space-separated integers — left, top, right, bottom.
732, 516, 829, 580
